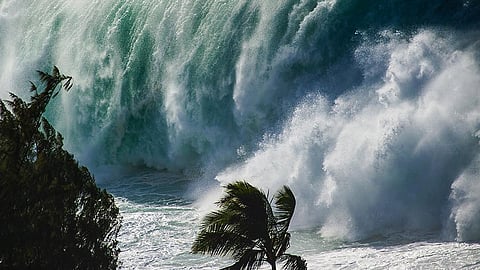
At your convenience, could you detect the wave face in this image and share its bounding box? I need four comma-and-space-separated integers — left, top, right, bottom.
1, 0, 480, 241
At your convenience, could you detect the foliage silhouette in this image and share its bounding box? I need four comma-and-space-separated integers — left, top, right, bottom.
0, 67, 121, 269
192, 181, 307, 270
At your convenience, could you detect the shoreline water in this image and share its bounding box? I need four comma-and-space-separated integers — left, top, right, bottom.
103, 171, 480, 269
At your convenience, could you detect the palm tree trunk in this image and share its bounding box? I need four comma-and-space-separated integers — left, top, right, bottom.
269, 260, 277, 270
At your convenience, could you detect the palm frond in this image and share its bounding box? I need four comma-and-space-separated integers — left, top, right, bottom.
52, 65, 60, 77
201, 209, 240, 228
63, 77, 73, 91
200, 208, 256, 243
191, 226, 254, 258
37, 70, 53, 84
29, 81, 37, 93
52, 90, 60, 99
221, 249, 266, 270
218, 181, 272, 239
274, 185, 296, 235
219, 181, 267, 209
275, 232, 290, 258
192, 181, 306, 269
279, 254, 307, 270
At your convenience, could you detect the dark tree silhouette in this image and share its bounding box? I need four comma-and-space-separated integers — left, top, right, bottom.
0, 67, 121, 269
192, 181, 307, 270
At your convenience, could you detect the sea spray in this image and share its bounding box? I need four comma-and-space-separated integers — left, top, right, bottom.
216, 30, 480, 240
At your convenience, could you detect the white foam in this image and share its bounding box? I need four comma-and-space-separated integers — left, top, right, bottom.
216, 30, 480, 241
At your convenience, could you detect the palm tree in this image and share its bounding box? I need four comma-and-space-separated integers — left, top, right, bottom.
192, 181, 307, 270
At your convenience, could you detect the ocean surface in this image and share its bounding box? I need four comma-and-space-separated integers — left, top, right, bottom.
1, 0, 480, 268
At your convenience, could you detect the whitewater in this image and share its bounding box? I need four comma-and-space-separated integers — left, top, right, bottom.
1, 0, 480, 268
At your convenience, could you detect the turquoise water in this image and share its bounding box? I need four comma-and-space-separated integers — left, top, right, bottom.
2, 0, 480, 268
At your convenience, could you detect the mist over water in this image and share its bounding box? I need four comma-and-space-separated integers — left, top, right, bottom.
1, 0, 480, 250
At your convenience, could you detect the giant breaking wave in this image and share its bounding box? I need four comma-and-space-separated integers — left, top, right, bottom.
1, 0, 479, 241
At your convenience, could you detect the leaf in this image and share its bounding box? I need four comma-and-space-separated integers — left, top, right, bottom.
29, 81, 37, 93
221, 249, 266, 270
279, 254, 307, 270
37, 70, 52, 83
192, 181, 306, 270
52, 90, 60, 99
63, 77, 73, 91
52, 66, 60, 78
191, 227, 254, 258
274, 186, 296, 235
276, 232, 290, 258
